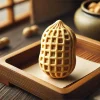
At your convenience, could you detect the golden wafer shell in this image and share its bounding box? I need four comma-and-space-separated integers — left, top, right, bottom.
39, 20, 76, 78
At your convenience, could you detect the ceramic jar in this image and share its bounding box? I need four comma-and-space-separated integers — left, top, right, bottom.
74, 0, 100, 40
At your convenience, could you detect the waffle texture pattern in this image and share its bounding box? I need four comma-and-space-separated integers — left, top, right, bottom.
39, 20, 76, 78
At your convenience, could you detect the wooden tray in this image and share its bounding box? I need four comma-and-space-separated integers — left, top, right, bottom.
0, 34, 100, 100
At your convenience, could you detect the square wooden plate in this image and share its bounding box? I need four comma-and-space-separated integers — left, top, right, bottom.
0, 34, 100, 100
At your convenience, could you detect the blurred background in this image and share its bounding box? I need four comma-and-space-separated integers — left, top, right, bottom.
0, 0, 100, 40
0, 0, 29, 21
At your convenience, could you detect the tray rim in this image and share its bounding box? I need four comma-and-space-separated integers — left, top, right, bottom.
1, 34, 100, 60
0, 56, 100, 94
0, 34, 100, 95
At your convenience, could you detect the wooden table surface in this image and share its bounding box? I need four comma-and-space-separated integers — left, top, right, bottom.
0, 11, 100, 100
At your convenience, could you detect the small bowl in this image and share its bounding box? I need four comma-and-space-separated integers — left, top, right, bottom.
74, 0, 100, 40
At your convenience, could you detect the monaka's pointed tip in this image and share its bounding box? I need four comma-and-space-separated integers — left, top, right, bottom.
55, 19, 63, 24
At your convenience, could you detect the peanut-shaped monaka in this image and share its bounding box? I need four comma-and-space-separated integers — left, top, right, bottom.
39, 20, 76, 78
